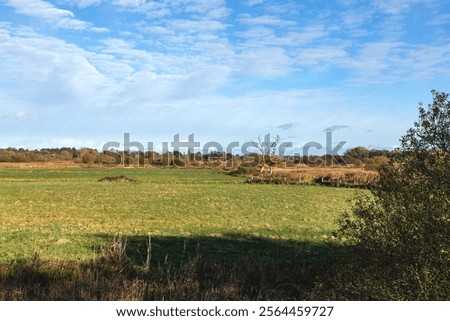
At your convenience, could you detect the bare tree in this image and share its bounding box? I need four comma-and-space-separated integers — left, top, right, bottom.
252, 134, 281, 175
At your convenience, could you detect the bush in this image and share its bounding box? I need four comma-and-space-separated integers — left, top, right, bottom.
322, 91, 450, 300
0, 150, 14, 162
80, 149, 102, 164
363, 155, 389, 171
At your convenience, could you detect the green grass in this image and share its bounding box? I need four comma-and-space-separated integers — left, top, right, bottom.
0, 168, 361, 263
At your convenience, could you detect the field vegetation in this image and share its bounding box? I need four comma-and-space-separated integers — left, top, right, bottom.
0, 168, 357, 263
0, 167, 359, 300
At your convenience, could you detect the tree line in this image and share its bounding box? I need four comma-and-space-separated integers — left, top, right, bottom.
0, 145, 395, 170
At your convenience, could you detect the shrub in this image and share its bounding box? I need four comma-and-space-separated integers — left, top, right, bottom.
0, 150, 14, 162
363, 155, 389, 171
322, 90, 450, 300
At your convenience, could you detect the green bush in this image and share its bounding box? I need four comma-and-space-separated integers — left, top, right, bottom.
323, 90, 450, 300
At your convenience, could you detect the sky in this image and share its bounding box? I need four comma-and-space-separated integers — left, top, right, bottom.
1, 0, 450, 154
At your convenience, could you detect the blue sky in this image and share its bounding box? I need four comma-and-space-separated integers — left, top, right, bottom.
1, 0, 450, 153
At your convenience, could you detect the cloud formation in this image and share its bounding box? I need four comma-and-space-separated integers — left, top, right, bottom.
4, 0, 92, 29
323, 125, 350, 132
0, 0, 449, 149
277, 123, 298, 130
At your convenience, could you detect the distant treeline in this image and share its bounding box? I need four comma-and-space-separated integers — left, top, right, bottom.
0, 146, 394, 169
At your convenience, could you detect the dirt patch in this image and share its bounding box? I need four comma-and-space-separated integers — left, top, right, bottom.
98, 175, 137, 183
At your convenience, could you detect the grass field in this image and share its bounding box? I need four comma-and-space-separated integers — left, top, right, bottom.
0, 167, 361, 264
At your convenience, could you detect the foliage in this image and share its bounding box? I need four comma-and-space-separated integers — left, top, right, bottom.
325, 90, 450, 300
362, 155, 389, 171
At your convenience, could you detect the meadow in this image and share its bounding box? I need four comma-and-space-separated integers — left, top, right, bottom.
0, 167, 359, 264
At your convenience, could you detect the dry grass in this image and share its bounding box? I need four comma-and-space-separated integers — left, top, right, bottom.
247, 167, 378, 187
0, 161, 82, 169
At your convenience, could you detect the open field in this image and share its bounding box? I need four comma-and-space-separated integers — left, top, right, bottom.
0, 167, 361, 264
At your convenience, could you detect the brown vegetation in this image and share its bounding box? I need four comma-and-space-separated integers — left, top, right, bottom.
235, 167, 379, 188
0, 161, 82, 169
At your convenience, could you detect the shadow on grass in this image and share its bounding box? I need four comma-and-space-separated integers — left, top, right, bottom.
0, 234, 348, 301
92, 233, 340, 267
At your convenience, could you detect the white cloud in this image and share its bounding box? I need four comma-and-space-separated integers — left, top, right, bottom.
5, 0, 74, 20
63, 0, 102, 8
296, 46, 348, 67
337, 0, 360, 5
237, 47, 293, 78
238, 14, 295, 27
1, 0, 450, 149
236, 24, 330, 52
373, 0, 431, 15
277, 122, 299, 130
101, 38, 154, 64
323, 125, 350, 132
246, 0, 264, 6
112, 0, 145, 7
107, 0, 230, 20
184, 0, 229, 19
169, 18, 227, 34
15, 111, 28, 120
339, 6, 373, 31
427, 13, 450, 27
0, 27, 107, 106
90, 26, 109, 33
0, 24, 234, 121
341, 41, 450, 83
4, 0, 91, 30
1, 110, 30, 121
